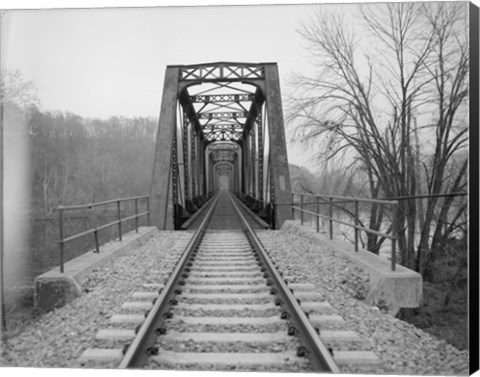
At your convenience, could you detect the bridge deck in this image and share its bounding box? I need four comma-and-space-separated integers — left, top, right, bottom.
185, 190, 266, 231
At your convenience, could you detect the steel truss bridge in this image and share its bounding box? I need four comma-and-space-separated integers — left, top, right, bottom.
150, 62, 292, 230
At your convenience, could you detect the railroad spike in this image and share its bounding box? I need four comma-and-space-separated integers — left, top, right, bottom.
146, 346, 159, 356
297, 346, 308, 358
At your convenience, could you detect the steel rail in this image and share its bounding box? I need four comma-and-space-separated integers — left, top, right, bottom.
228, 192, 341, 373
118, 193, 221, 368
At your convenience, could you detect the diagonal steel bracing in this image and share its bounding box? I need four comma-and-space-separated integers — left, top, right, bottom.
150, 62, 291, 230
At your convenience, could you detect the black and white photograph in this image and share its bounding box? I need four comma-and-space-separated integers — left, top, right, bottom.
0, 0, 477, 375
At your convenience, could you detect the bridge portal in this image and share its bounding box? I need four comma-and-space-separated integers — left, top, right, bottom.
150, 62, 292, 230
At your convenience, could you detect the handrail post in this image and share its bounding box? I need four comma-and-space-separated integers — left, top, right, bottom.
58, 207, 65, 273
354, 199, 359, 251
329, 197, 333, 239
117, 200, 122, 241
391, 202, 398, 271
147, 197, 151, 226
300, 194, 304, 225
94, 229, 100, 253
135, 198, 139, 233
316, 196, 320, 233
291, 193, 295, 219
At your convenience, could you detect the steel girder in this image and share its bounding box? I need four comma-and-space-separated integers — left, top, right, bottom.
150, 62, 292, 230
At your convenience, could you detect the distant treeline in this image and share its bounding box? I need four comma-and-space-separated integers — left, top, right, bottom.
27, 106, 157, 216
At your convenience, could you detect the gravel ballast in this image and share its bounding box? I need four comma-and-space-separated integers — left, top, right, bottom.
257, 229, 469, 375
0, 225, 469, 375
0, 229, 192, 368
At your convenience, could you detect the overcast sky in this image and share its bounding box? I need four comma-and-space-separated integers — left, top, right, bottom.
0, 0, 473, 170
2, 1, 351, 168
2, 3, 330, 119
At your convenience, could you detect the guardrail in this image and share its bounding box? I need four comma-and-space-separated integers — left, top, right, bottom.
56, 196, 150, 273
291, 192, 399, 271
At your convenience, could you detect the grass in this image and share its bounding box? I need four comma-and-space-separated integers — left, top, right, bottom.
404, 255, 468, 350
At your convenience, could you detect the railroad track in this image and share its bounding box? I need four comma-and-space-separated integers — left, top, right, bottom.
81, 191, 381, 371
112, 191, 340, 372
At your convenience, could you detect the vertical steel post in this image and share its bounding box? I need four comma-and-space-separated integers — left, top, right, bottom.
316, 196, 320, 233
300, 194, 304, 225
149, 66, 179, 230
391, 201, 398, 271
117, 200, 122, 241
291, 193, 295, 219
264, 64, 292, 228
182, 112, 190, 205
147, 197, 151, 226
329, 197, 333, 240
135, 198, 139, 233
257, 112, 263, 203
354, 199, 359, 252
94, 229, 100, 253
58, 207, 65, 273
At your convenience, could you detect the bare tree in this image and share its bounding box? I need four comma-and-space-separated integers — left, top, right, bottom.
1, 69, 39, 109
288, 2, 468, 275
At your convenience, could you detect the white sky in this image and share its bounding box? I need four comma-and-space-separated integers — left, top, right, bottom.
2, 3, 326, 119
0, 0, 476, 170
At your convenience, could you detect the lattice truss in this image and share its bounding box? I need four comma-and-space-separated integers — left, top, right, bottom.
215, 162, 234, 176
186, 80, 257, 142
211, 150, 237, 162
180, 62, 264, 82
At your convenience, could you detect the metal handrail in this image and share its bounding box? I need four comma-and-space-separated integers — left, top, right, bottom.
56, 196, 150, 273
291, 192, 399, 271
